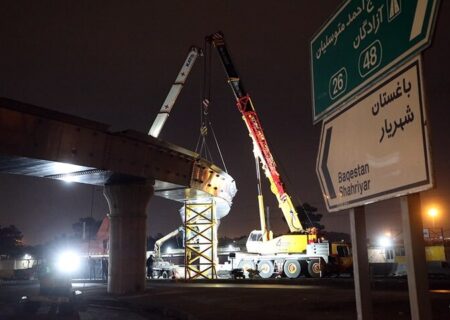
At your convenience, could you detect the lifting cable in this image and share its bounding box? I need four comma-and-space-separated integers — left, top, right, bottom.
273, 151, 315, 229
194, 38, 228, 173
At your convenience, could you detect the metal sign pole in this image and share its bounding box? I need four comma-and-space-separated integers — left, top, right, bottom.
349, 206, 373, 320
400, 194, 432, 319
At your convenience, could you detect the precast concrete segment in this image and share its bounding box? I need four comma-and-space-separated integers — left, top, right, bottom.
0, 98, 236, 210
0, 98, 192, 185
104, 180, 154, 294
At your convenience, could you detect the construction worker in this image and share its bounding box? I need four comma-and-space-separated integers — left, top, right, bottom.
88, 256, 96, 280
101, 257, 108, 280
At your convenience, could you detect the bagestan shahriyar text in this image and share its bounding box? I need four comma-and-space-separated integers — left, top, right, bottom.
338, 163, 371, 197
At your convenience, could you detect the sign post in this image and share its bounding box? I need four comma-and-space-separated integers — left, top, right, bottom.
316, 57, 433, 212
311, 0, 440, 122
401, 194, 432, 319
349, 206, 373, 320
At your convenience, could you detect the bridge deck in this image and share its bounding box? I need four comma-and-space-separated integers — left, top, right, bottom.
0, 98, 236, 209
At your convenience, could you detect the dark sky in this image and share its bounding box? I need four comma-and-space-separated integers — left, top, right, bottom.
0, 1, 449, 245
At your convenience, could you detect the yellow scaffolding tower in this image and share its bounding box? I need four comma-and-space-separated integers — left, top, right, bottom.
184, 201, 217, 279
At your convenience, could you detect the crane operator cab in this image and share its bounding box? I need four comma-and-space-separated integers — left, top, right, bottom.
246, 230, 273, 254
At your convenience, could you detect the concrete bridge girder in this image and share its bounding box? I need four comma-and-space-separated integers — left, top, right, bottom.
0, 98, 236, 206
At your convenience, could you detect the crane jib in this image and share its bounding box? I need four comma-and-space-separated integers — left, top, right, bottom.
241, 107, 286, 197
208, 31, 305, 233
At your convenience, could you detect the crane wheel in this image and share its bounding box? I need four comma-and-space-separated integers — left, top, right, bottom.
257, 261, 274, 279
238, 260, 255, 272
238, 260, 256, 278
307, 259, 324, 278
283, 260, 301, 278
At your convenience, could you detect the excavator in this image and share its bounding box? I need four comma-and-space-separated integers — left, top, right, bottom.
206, 32, 352, 278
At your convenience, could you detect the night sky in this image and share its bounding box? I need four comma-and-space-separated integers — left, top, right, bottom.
0, 1, 449, 245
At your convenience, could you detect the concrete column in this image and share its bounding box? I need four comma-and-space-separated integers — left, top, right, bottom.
103, 180, 154, 294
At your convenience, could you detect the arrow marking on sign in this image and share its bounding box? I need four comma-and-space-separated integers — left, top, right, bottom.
321, 127, 336, 199
410, 0, 429, 40
312, 0, 439, 122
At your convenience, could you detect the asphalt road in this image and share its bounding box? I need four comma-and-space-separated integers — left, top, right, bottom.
1, 278, 449, 319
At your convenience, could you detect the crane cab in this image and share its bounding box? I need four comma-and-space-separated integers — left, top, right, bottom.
246, 230, 272, 253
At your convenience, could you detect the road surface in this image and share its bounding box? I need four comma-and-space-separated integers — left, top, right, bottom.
0, 278, 449, 319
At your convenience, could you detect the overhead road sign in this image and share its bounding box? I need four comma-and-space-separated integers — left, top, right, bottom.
316, 57, 433, 212
311, 0, 440, 123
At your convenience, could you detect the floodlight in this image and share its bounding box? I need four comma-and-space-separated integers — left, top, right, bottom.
55, 250, 80, 273
378, 236, 392, 248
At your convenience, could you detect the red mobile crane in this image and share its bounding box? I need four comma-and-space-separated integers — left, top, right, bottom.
207, 32, 352, 278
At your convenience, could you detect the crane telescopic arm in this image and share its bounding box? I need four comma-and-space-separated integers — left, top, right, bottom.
207, 32, 304, 234
149, 46, 202, 138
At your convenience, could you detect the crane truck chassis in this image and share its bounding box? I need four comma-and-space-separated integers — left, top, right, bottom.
228, 241, 352, 279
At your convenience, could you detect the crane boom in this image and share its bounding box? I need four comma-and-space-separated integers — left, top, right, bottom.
207, 32, 304, 234
154, 227, 183, 258
148, 47, 200, 261
149, 46, 202, 138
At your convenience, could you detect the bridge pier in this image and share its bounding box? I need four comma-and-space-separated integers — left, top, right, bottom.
103, 180, 154, 294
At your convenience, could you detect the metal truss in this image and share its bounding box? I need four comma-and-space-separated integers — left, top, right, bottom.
184, 201, 217, 279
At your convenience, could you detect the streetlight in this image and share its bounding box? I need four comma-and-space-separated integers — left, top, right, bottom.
427, 207, 438, 228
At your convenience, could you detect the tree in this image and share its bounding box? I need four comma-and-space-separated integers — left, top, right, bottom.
295, 203, 325, 231
147, 235, 157, 251
0, 225, 24, 258
218, 236, 234, 247
212, 235, 246, 250
321, 231, 351, 243
72, 217, 102, 241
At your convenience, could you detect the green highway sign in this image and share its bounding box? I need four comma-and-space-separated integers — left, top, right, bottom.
311, 0, 440, 123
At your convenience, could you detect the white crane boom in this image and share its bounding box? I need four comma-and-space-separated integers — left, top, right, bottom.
154, 227, 183, 258
149, 46, 202, 138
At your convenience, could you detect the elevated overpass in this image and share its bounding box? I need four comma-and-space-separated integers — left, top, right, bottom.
0, 98, 237, 293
